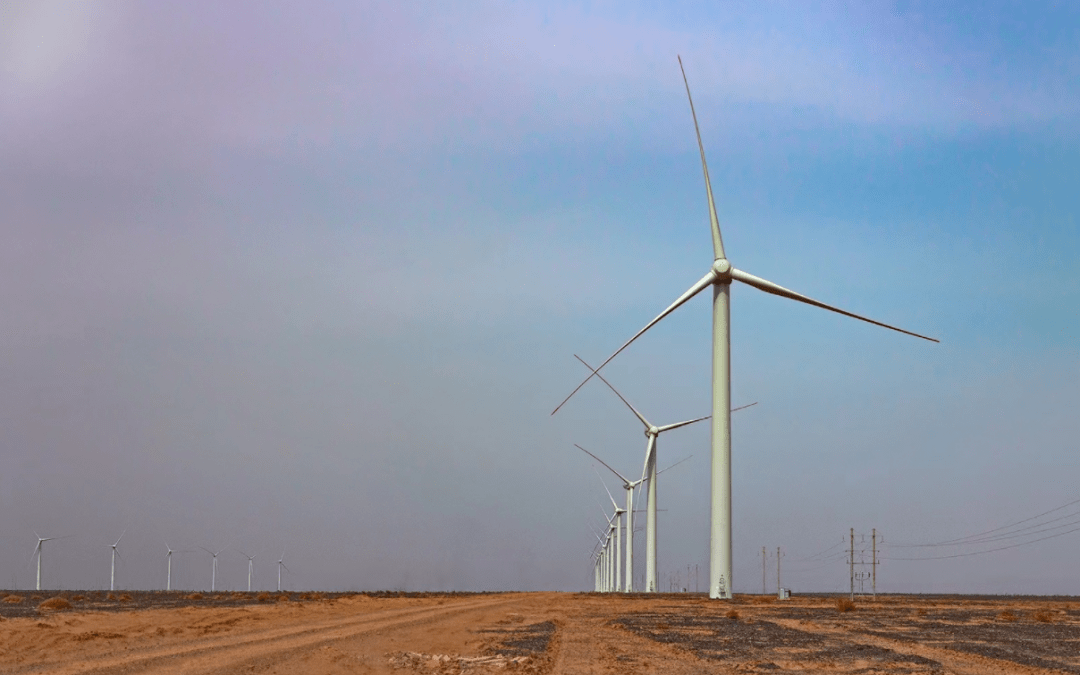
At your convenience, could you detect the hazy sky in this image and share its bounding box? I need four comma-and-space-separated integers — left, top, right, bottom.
2, 1, 1078, 594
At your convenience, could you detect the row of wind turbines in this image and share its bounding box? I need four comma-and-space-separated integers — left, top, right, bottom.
28, 532, 291, 593
574, 354, 756, 593
555, 56, 936, 599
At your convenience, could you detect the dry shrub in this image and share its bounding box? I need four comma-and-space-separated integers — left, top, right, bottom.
38, 597, 72, 612
836, 598, 856, 613
726, 609, 740, 621
655, 621, 670, 630
186, 593, 203, 600
31, 595, 43, 601
915, 608, 927, 616
276, 594, 290, 602
998, 610, 1018, 622
118, 594, 132, 603
256, 592, 271, 602
3, 595, 24, 604
1031, 610, 1053, 623
106, 592, 116, 601
71, 595, 87, 602
231, 592, 246, 599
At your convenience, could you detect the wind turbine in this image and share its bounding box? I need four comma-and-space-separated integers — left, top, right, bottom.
277, 549, 289, 592
239, 551, 256, 592
553, 56, 937, 599
110, 530, 125, 592
200, 547, 225, 592
165, 542, 174, 591
574, 355, 756, 592
31, 533, 56, 591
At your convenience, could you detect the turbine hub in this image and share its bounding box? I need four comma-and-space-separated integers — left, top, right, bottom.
647, 426, 659, 436
712, 258, 732, 278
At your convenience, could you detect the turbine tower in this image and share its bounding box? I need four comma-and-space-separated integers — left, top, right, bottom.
109, 530, 125, 592
31, 534, 55, 591
574, 355, 756, 592
554, 57, 937, 599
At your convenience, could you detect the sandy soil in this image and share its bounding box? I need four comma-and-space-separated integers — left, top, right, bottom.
1, 592, 1078, 674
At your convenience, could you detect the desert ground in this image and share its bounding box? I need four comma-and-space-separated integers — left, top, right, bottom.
1, 591, 1079, 674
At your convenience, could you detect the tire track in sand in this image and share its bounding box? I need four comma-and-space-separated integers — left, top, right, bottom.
14, 595, 516, 675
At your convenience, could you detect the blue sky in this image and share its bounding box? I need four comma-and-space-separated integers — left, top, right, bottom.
1, 1, 1078, 593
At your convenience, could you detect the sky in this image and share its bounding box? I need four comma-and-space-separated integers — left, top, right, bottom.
1, 0, 1078, 594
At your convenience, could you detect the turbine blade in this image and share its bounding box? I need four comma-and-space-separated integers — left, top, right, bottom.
732, 401, 758, 413
656, 414, 710, 433
574, 444, 631, 486
115, 529, 126, 547
729, 267, 939, 343
552, 270, 717, 415
657, 454, 693, 476
678, 55, 725, 260
592, 467, 619, 509
640, 435, 657, 483
575, 355, 651, 429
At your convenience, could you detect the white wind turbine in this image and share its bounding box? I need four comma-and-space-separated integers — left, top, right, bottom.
554, 56, 938, 599
574, 355, 756, 592
165, 542, 174, 591
31, 533, 56, 591
277, 549, 289, 592
109, 530, 125, 592
201, 547, 225, 592
239, 551, 257, 592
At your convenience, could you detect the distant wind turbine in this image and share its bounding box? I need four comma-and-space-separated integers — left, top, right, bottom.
165, 542, 174, 591
110, 530, 125, 591
239, 551, 256, 592
200, 547, 225, 592
553, 57, 937, 599
277, 549, 289, 592
31, 533, 56, 591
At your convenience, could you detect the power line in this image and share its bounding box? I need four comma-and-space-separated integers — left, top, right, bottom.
797, 538, 846, 561
881, 523, 1080, 561
891, 495, 1080, 548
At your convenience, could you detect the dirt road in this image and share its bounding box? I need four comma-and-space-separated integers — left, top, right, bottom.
2, 592, 1078, 674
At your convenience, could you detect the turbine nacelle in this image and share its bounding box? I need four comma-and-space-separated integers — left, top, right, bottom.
711, 258, 731, 277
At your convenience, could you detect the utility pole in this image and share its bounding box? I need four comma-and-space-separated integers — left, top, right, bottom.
872, 529, 878, 601
762, 546, 767, 594
849, 527, 855, 601
776, 546, 783, 595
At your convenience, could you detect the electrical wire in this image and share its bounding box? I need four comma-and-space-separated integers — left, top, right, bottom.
890, 496, 1080, 548
797, 538, 846, 561
881, 523, 1080, 561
